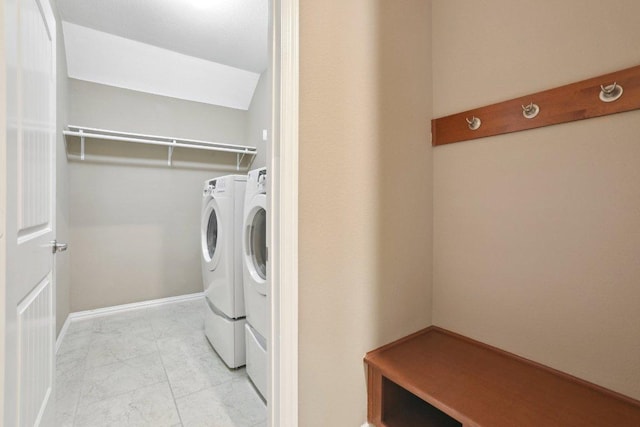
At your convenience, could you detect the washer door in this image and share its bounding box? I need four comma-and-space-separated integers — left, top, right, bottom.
201, 197, 223, 271
243, 194, 267, 296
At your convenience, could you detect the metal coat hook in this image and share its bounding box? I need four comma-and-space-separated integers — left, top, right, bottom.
466, 116, 481, 131
599, 82, 623, 102
522, 102, 540, 119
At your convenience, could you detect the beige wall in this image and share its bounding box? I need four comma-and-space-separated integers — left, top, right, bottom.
299, 0, 433, 425
52, 0, 70, 335
68, 80, 249, 311
247, 70, 271, 170
433, 0, 640, 400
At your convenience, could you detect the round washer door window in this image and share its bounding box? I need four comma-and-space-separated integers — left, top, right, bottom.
206, 208, 218, 260
250, 207, 267, 280
201, 198, 223, 270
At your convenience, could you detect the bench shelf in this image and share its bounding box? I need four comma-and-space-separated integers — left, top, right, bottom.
364, 327, 640, 427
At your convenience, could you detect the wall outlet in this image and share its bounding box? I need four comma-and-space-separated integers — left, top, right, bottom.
262, 129, 268, 141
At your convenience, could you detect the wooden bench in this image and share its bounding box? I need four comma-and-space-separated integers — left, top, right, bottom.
364, 327, 640, 427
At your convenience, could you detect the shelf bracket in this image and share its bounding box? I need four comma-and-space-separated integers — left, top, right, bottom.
237, 152, 246, 171
80, 129, 85, 160
168, 140, 176, 166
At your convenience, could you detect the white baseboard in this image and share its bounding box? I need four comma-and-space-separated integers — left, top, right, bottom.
69, 292, 204, 321
55, 292, 204, 353
361, 423, 374, 427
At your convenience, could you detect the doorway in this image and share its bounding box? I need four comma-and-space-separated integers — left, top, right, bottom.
1, 0, 300, 425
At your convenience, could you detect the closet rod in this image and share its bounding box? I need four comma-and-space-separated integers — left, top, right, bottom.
63, 130, 256, 155
66, 125, 256, 152
63, 125, 257, 169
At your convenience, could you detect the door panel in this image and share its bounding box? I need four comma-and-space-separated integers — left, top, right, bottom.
4, 0, 57, 425
17, 276, 53, 427
18, 0, 53, 236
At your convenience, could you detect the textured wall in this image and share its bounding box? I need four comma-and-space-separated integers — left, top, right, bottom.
432, 0, 640, 400
67, 80, 249, 311
299, 0, 433, 424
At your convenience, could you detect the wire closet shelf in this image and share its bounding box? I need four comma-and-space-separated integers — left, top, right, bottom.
63, 125, 257, 169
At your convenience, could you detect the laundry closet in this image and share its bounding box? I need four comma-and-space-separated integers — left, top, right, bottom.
52, 0, 272, 424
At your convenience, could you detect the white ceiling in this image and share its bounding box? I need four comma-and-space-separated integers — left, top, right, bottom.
58, 0, 268, 73
63, 22, 260, 110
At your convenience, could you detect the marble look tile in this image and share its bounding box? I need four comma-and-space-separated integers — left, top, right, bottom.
156, 332, 212, 359
56, 320, 93, 379
55, 299, 261, 427
54, 408, 74, 427
74, 381, 180, 427
78, 353, 167, 406
85, 332, 158, 368
56, 345, 89, 377
92, 314, 154, 338
161, 348, 242, 398
65, 318, 95, 336
55, 391, 78, 427
146, 299, 203, 318
56, 364, 84, 401
55, 363, 84, 427
176, 378, 267, 427
57, 332, 92, 361
149, 315, 202, 339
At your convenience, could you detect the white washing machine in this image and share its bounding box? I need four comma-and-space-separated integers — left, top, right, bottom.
201, 175, 247, 368
242, 167, 268, 399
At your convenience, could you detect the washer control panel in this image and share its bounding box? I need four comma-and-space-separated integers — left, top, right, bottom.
257, 169, 267, 193
203, 179, 216, 196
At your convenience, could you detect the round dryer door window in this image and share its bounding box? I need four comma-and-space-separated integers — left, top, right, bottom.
206, 208, 218, 260
250, 208, 267, 280
201, 198, 223, 270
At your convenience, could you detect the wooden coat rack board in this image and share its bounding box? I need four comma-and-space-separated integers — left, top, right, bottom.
431, 64, 640, 146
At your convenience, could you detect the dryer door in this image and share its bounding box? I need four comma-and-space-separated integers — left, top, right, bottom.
201, 197, 223, 271
244, 194, 267, 296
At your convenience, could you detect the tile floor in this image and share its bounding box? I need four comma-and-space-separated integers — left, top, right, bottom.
55, 298, 266, 427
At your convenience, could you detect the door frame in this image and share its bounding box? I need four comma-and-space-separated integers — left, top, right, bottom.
269, 0, 299, 425
0, 0, 7, 422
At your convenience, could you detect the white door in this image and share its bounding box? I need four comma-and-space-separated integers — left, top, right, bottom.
4, 0, 57, 425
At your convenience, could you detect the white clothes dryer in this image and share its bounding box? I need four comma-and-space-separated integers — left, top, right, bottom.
201, 175, 246, 368
242, 167, 268, 399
